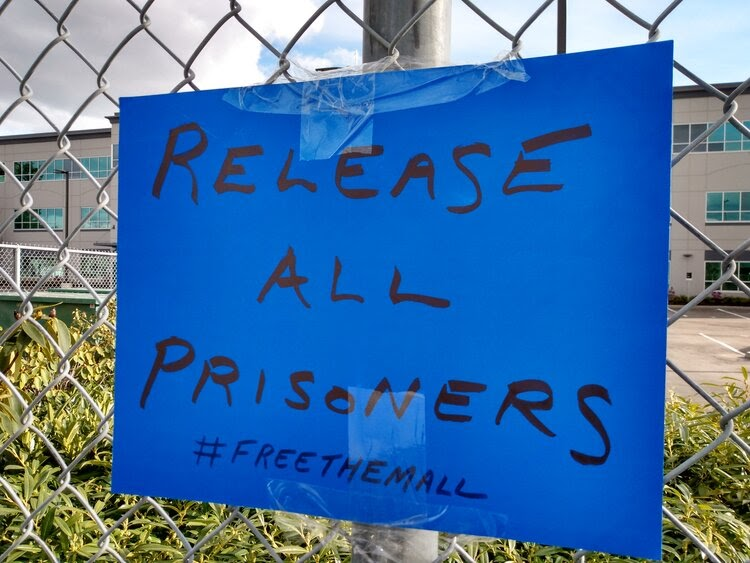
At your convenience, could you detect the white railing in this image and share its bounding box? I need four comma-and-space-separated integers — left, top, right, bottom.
0, 243, 116, 292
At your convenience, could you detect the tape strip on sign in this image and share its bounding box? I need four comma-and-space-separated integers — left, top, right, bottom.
114, 42, 673, 560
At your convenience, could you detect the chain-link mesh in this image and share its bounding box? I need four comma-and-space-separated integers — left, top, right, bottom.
0, 1, 748, 561
0, 244, 115, 292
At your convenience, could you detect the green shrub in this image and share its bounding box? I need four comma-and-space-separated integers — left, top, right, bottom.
1, 307, 748, 561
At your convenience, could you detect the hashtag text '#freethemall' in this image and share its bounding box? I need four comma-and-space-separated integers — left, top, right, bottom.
192, 437, 488, 499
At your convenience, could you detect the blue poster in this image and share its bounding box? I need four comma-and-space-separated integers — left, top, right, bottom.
114, 42, 673, 559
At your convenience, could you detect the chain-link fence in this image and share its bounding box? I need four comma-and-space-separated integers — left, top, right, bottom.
0, 244, 116, 292
0, 0, 748, 561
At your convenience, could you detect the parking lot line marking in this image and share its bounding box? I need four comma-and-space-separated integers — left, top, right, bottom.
717, 308, 750, 320
699, 332, 746, 356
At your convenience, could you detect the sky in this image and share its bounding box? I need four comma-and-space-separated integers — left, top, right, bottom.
0, 0, 748, 135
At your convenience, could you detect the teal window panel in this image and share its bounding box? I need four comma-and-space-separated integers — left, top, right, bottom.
724, 192, 740, 211
706, 193, 723, 211
726, 123, 742, 141
708, 125, 724, 142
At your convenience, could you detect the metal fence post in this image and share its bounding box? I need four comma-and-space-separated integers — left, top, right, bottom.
557, 0, 567, 54
14, 245, 21, 288
351, 522, 438, 563
363, 0, 451, 67
351, 2, 450, 561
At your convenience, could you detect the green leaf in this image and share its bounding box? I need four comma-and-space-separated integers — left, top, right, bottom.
21, 321, 48, 349
16, 330, 30, 348
48, 318, 71, 353
0, 345, 16, 372
39, 506, 56, 539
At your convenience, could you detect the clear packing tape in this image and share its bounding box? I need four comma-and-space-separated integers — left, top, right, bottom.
260, 386, 512, 562
223, 53, 528, 160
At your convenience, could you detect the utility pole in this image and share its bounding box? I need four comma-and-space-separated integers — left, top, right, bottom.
54, 168, 71, 241
557, 0, 567, 54
363, 0, 451, 67
352, 2, 450, 561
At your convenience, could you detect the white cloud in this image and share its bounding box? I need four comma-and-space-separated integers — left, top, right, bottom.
0, 0, 747, 136
291, 47, 361, 73
238, 0, 325, 41
0, 0, 320, 134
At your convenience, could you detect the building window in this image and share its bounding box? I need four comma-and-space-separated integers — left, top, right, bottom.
13, 157, 111, 182
0, 168, 4, 182
81, 207, 111, 229
112, 144, 119, 168
706, 191, 750, 223
705, 261, 750, 291
14, 208, 64, 230
14, 161, 42, 182
673, 121, 750, 154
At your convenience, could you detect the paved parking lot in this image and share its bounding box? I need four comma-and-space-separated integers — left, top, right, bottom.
667, 305, 749, 401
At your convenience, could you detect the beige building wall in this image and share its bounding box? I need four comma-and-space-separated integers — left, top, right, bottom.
670, 86, 750, 297
0, 122, 118, 250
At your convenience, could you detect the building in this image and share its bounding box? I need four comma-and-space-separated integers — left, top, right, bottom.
0, 117, 118, 250
0, 87, 748, 298
0, 116, 118, 292
670, 83, 750, 298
